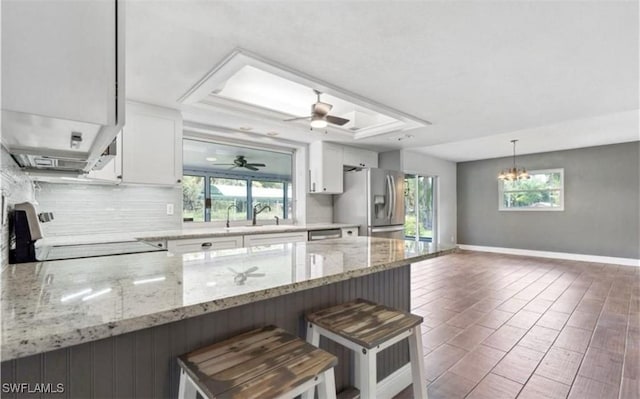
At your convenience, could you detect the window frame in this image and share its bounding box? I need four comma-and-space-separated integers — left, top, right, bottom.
498, 168, 565, 212
183, 168, 292, 222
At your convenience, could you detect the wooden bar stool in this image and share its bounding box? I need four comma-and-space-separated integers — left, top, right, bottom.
177, 325, 338, 399
304, 299, 427, 399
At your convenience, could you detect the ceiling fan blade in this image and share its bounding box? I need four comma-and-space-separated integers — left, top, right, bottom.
211, 163, 235, 166
227, 166, 238, 170
245, 266, 259, 274
246, 273, 266, 277
284, 116, 311, 122
246, 163, 266, 167
326, 115, 350, 126
227, 267, 239, 275
244, 165, 259, 171
313, 102, 333, 117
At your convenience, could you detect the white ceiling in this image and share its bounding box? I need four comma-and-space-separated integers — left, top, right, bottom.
126, 1, 639, 161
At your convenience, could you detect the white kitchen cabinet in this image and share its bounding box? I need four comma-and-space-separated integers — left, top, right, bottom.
167, 236, 243, 254
121, 102, 183, 185
343, 146, 378, 168
1, 0, 125, 170
309, 141, 344, 194
243, 232, 307, 247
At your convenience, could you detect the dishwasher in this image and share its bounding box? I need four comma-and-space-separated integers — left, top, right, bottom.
307, 228, 342, 241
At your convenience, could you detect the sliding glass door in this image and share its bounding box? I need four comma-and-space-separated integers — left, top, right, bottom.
404, 175, 437, 243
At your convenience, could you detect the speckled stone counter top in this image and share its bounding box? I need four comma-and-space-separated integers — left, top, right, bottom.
35, 223, 360, 247
2, 237, 455, 360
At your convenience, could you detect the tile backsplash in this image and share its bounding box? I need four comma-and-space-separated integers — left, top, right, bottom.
35, 183, 182, 236
306, 193, 333, 223
1, 147, 36, 267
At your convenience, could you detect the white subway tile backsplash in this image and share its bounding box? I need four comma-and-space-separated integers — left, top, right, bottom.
35, 183, 182, 236
305, 194, 333, 223
1, 147, 36, 268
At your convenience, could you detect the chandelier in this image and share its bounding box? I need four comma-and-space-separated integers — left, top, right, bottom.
498, 139, 530, 181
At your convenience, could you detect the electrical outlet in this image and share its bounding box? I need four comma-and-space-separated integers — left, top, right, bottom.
166, 204, 174, 215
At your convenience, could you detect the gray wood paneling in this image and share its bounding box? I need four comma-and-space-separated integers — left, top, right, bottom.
69, 344, 92, 399
1, 266, 410, 398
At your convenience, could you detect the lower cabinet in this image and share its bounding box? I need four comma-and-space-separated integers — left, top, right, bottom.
341, 227, 359, 237
243, 232, 307, 247
167, 235, 243, 254
166, 232, 309, 254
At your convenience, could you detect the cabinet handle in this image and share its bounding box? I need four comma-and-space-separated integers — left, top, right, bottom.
312, 182, 316, 192
323, 187, 327, 191
201, 242, 212, 248
177, 179, 182, 183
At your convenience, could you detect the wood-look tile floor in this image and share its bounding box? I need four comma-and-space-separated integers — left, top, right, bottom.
393, 250, 639, 399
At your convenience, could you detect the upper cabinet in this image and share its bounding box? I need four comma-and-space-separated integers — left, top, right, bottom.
308, 141, 379, 194
342, 146, 378, 168
121, 102, 183, 186
1, 0, 124, 172
309, 141, 343, 194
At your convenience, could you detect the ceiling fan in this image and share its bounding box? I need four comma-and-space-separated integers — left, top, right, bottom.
228, 266, 265, 285
284, 90, 350, 129
212, 155, 266, 171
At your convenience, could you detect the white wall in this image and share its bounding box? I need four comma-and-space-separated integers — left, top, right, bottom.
380, 150, 457, 245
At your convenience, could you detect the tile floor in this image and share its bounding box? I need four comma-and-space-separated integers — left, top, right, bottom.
394, 250, 639, 399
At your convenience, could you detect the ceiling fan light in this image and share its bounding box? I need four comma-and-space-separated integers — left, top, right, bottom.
310, 116, 328, 129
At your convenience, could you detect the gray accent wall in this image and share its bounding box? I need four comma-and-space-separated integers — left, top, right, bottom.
457, 142, 640, 259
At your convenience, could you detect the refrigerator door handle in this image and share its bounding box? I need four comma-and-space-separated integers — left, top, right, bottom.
390, 174, 396, 219
386, 175, 393, 219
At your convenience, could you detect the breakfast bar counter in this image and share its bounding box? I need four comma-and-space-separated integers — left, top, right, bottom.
1, 237, 455, 398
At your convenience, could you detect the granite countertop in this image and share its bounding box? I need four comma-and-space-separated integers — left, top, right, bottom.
36, 223, 360, 247
2, 237, 455, 360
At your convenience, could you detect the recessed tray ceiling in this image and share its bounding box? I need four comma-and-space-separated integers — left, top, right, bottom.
179, 49, 430, 140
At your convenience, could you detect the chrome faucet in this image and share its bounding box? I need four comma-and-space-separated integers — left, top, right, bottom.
252, 203, 271, 226
274, 216, 280, 226
226, 204, 239, 228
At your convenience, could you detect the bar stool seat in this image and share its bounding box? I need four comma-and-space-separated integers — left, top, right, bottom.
305, 299, 427, 399
178, 325, 338, 399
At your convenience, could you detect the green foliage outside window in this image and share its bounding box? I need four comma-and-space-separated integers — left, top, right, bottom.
501, 170, 563, 209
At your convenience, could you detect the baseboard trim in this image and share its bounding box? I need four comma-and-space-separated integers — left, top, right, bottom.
457, 245, 640, 267
377, 363, 412, 399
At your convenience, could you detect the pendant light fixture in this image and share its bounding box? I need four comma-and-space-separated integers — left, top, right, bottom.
498, 139, 530, 181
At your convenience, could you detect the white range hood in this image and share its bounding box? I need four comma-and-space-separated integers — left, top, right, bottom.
1, 0, 125, 173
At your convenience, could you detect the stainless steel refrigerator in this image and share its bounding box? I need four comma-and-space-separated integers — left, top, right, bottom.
334, 168, 405, 240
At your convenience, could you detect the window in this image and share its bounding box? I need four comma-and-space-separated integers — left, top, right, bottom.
182, 175, 205, 222
182, 139, 293, 223
499, 169, 564, 211
210, 178, 247, 221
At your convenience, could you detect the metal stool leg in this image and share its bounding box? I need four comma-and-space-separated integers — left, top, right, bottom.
408, 326, 428, 399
